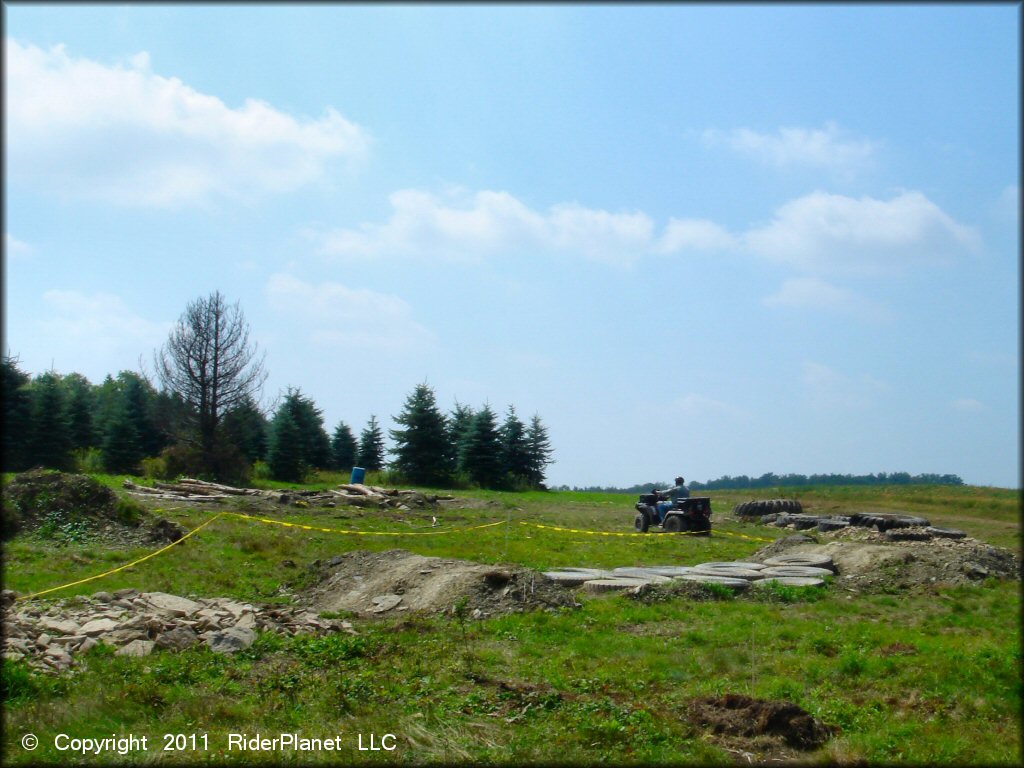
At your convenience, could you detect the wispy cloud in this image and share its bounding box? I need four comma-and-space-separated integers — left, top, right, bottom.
306, 188, 660, 266
264, 273, 434, 353
743, 191, 981, 276
702, 121, 879, 175
763, 277, 890, 322
6, 39, 370, 207
5, 233, 33, 258
41, 290, 170, 355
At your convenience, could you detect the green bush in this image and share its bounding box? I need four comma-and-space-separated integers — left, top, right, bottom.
74, 447, 105, 474
140, 455, 168, 480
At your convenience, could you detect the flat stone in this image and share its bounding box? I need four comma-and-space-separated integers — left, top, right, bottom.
39, 618, 80, 635
155, 626, 200, 651
116, 640, 156, 657
205, 626, 256, 654
370, 594, 403, 613
141, 592, 202, 617
78, 637, 99, 654
79, 618, 120, 636
92, 591, 114, 602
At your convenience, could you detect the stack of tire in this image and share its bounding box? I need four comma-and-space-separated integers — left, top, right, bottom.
733, 499, 803, 517
542, 553, 836, 594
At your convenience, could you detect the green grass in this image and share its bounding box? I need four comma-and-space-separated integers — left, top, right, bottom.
2, 480, 1020, 765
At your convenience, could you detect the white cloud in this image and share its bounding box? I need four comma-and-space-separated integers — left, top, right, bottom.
801, 361, 889, 411
308, 188, 731, 266
995, 184, 1019, 222
5, 233, 33, 258
264, 273, 434, 353
743, 191, 981, 276
951, 398, 985, 412
656, 218, 736, 253
6, 39, 370, 207
763, 277, 889, 322
308, 185, 976, 276
39, 290, 171, 367
702, 121, 879, 175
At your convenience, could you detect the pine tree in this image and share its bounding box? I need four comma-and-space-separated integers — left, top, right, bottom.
119, 372, 164, 457
101, 403, 144, 474
500, 405, 531, 485
357, 415, 386, 471
448, 400, 475, 474
525, 414, 554, 488
331, 421, 358, 471
390, 383, 452, 486
2, 355, 33, 471
459, 404, 505, 489
267, 406, 305, 482
221, 395, 269, 464
269, 388, 331, 474
62, 373, 97, 451
27, 372, 75, 471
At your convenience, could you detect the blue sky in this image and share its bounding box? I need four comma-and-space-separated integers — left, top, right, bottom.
4, 4, 1019, 488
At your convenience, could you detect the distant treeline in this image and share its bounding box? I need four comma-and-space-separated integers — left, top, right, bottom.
558, 471, 965, 494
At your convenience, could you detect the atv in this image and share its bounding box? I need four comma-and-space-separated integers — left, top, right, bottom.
634, 492, 712, 535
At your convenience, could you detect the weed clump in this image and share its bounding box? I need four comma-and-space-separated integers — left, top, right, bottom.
1, 469, 129, 541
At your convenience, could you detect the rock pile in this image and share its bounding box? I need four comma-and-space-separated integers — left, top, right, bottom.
2, 589, 355, 674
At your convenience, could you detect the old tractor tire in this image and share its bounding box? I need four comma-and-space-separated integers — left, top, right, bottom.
677, 574, 751, 591
697, 561, 768, 571
610, 568, 672, 583
762, 553, 836, 572
759, 566, 834, 578
582, 578, 650, 593
692, 565, 764, 580
541, 572, 595, 586
753, 576, 826, 588
925, 526, 967, 539
816, 518, 850, 533
663, 515, 684, 533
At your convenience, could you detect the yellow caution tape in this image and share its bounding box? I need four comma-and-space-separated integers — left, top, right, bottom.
14, 514, 505, 601
520, 521, 704, 537
16, 513, 227, 601
222, 512, 506, 537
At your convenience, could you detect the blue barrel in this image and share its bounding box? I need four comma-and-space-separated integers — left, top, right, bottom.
350, 467, 366, 485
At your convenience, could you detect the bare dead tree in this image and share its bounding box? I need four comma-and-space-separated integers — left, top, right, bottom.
155, 291, 267, 467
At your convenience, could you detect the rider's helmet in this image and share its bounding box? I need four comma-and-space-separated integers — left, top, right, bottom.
675, 476, 684, 485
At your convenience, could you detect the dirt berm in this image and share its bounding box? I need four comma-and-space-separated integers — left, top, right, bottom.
751, 528, 1020, 592
300, 549, 579, 619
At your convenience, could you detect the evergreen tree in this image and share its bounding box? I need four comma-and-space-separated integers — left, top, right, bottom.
357, 415, 386, 471
27, 372, 75, 471
448, 400, 475, 474
390, 383, 452, 485
331, 421, 358, 471
459, 404, 505, 488
268, 388, 331, 474
119, 372, 165, 457
267, 405, 305, 482
525, 413, 554, 488
500, 405, 531, 484
62, 373, 97, 451
221, 395, 269, 464
1, 355, 33, 471
101, 403, 144, 474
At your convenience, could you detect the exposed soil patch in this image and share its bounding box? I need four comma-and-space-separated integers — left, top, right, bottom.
688, 693, 839, 751
750, 529, 1019, 593
1, 469, 183, 546
300, 549, 579, 619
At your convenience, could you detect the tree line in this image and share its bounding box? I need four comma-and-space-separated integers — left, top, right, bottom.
2, 291, 553, 490
560, 470, 965, 494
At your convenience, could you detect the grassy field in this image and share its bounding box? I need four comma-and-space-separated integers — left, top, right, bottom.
3, 477, 1021, 765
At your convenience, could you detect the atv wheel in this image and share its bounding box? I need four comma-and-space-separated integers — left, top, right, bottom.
634, 512, 650, 533
663, 515, 683, 533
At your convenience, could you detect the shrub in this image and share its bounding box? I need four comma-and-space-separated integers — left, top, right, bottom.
140, 456, 168, 480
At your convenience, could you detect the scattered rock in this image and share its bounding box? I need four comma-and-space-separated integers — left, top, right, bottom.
204, 626, 256, 654
116, 640, 156, 657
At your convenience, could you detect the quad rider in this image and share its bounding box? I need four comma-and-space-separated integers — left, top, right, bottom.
655, 476, 689, 520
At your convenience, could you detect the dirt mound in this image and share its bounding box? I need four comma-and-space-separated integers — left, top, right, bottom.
300, 549, 579, 619
751, 528, 1020, 592
2, 470, 125, 539
688, 693, 838, 750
